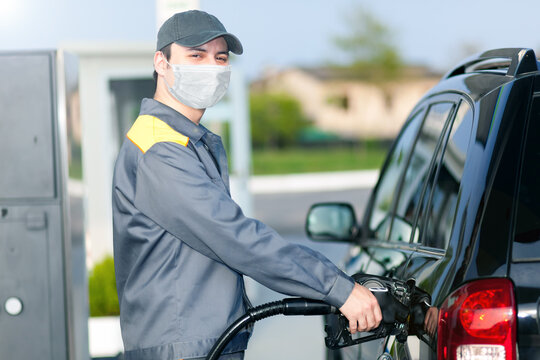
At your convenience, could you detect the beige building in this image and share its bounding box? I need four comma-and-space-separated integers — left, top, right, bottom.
252, 66, 441, 139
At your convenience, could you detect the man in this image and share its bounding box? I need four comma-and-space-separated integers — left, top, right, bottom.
112, 10, 381, 360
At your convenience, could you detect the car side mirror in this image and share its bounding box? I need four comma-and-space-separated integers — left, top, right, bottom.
305, 202, 358, 243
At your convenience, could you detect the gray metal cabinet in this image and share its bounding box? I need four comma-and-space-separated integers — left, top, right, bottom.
0, 51, 87, 360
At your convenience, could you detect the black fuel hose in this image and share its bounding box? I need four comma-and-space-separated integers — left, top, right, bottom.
205, 298, 338, 360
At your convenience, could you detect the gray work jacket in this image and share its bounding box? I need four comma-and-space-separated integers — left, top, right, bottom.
112, 98, 354, 360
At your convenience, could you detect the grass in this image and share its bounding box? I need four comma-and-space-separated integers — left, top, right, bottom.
251, 145, 388, 175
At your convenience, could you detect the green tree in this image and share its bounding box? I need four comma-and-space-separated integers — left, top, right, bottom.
332, 6, 403, 81
88, 255, 119, 317
250, 92, 309, 149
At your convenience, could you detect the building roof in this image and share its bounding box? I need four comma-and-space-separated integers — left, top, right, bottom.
297, 64, 442, 82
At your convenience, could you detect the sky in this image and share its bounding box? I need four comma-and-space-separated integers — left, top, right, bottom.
1, 0, 540, 80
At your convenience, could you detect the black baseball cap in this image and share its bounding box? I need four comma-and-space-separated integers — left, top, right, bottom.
157, 10, 243, 55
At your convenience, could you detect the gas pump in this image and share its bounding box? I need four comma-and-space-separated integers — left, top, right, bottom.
0, 50, 88, 360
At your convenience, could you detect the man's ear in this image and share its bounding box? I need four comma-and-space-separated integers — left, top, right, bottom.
154, 51, 167, 77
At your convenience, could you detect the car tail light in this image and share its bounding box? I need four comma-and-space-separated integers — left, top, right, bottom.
437, 278, 516, 360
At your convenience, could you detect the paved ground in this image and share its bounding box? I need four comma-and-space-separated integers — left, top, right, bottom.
253, 187, 371, 235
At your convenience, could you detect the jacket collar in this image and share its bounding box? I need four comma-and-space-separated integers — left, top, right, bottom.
139, 98, 208, 143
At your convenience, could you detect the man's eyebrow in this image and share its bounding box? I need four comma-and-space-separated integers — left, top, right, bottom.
187, 47, 207, 52
187, 47, 229, 55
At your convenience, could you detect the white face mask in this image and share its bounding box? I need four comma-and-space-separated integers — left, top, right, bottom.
164, 59, 231, 109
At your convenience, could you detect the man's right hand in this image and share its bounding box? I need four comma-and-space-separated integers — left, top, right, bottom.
339, 283, 382, 334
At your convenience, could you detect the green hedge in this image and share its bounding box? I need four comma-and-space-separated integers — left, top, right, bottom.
88, 255, 119, 317
252, 145, 388, 175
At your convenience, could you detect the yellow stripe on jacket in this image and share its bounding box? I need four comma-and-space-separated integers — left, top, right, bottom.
127, 115, 189, 153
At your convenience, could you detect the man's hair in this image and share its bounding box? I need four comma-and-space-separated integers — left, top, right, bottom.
153, 44, 172, 84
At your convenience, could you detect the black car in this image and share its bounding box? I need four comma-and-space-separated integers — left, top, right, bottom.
306, 48, 540, 360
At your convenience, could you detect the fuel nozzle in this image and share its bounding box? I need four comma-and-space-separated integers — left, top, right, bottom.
324, 274, 431, 349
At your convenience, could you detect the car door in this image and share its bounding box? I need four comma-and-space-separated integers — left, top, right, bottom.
387, 97, 474, 360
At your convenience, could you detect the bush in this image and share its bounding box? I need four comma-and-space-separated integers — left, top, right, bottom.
88, 255, 119, 317
250, 92, 309, 149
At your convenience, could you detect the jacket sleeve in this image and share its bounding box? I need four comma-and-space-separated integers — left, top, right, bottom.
133, 142, 354, 308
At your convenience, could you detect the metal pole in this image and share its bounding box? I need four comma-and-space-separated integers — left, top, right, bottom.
230, 69, 253, 216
